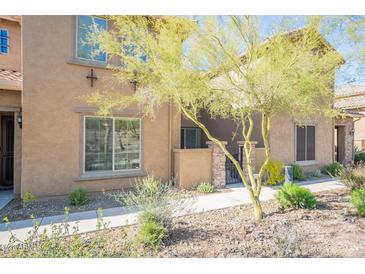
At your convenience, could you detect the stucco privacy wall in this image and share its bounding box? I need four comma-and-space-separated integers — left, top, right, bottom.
269, 113, 334, 173
21, 16, 181, 196
173, 148, 212, 189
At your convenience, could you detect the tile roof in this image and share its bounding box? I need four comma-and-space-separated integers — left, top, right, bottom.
335, 85, 365, 110
0, 69, 22, 82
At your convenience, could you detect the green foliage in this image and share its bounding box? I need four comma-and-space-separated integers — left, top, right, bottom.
350, 188, 365, 216
340, 164, 365, 190
354, 148, 365, 164
312, 169, 322, 177
69, 188, 89, 206
324, 162, 343, 177
137, 211, 167, 250
117, 176, 190, 248
292, 164, 306, 180
266, 159, 285, 185
22, 191, 37, 205
196, 182, 215, 193
84, 16, 341, 221
276, 182, 317, 209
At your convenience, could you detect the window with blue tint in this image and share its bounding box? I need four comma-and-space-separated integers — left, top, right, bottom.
76, 15, 107, 62
0, 29, 9, 54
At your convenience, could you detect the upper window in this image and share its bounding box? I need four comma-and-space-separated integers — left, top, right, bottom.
296, 125, 315, 161
84, 117, 141, 173
0, 29, 9, 54
76, 15, 107, 62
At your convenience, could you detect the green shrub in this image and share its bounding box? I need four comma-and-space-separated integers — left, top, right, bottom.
69, 188, 89, 206
266, 159, 285, 185
340, 164, 365, 190
196, 182, 215, 193
312, 169, 322, 177
354, 148, 365, 164
292, 164, 305, 180
276, 182, 317, 209
137, 211, 167, 250
324, 162, 343, 177
22, 191, 37, 205
350, 188, 365, 216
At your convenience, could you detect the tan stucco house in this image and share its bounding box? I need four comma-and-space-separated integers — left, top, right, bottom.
0, 15, 355, 197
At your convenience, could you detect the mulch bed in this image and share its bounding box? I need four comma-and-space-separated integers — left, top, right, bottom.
101, 188, 365, 258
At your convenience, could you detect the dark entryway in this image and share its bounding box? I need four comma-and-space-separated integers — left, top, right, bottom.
225, 153, 242, 184
335, 125, 346, 164
0, 115, 14, 190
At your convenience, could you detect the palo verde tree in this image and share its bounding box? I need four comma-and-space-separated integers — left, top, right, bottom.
84, 16, 343, 221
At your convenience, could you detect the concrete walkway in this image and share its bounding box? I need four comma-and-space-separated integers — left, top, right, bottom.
0, 178, 344, 245
0, 190, 14, 211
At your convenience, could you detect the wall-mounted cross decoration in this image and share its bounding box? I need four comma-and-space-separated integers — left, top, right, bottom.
86, 69, 98, 87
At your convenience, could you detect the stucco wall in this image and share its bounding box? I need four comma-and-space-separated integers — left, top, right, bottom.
0, 90, 21, 108
21, 16, 180, 196
270, 113, 334, 173
0, 18, 21, 71
173, 148, 212, 189
354, 112, 365, 150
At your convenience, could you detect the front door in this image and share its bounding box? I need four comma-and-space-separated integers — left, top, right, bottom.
0, 116, 14, 189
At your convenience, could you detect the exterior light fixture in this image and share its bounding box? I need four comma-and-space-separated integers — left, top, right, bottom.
17, 112, 22, 128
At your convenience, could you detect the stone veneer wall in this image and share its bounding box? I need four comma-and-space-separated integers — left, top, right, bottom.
206, 141, 226, 188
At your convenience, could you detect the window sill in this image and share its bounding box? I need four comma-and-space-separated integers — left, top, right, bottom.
294, 160, 319, 166
73, 170, 146, 182
67, 58, 109, 69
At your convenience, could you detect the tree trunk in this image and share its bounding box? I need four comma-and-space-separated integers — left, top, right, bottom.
252, 195, 263, 221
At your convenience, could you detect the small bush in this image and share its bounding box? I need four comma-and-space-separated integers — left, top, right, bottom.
340, 164, 365, 190
69, 188, 89, 206
196, 182, 215, 193
292, 164, 305, 180
324, 162, 343, 177
137, 211, 167, 250
276, 182, 317, 209
350, 188, 365, 216
312, 169, 322, 177
274, 222, 300, 258
354, 148, 365, 164
22, 191, 37, 205
266, 159, 285, 185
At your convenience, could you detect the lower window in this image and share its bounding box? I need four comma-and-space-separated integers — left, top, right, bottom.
181, 127, 201, 149
296, 125, 315, 161
84, 116, 141, 173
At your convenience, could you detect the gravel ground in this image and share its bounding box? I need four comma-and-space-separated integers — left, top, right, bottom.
100, 188, 365, 258
0, 190, 122, 222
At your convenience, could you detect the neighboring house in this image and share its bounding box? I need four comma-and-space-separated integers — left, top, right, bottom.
181, 30, 355, 172
0, 16, 356, 197
335, 85, 365, 150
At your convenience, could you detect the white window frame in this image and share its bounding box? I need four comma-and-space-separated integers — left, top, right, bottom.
295, 124, 316, 163
0, 28, 9, 55
181, 127, 200, 149
75, 15, 108, 63
83, 116, 142, 174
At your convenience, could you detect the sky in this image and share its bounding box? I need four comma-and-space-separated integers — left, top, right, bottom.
192, 16, 365, 89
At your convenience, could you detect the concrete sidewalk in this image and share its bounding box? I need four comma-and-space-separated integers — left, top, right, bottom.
0, 178, 344, 245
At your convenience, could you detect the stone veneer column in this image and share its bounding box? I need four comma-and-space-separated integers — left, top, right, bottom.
237, 141, 257, 180
206, 141, 227, 188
